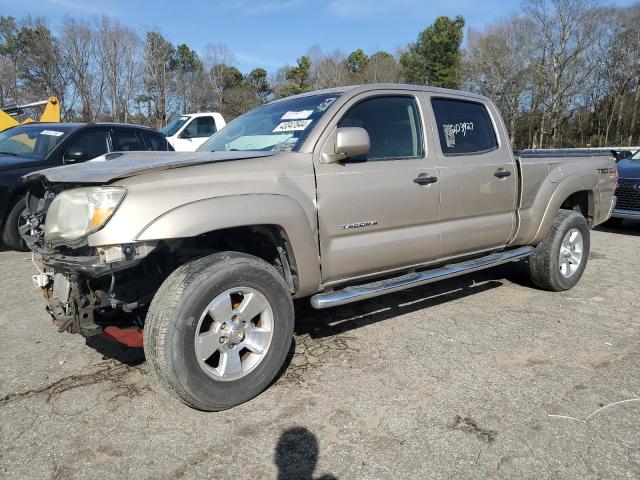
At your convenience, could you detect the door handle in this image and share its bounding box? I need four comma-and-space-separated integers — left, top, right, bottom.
413, 174, 438, 185
494, 168, 512, 178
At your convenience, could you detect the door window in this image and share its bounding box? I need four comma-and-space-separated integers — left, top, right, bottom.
64, 130, 109, 160
112, 130, 144, 151
337, 96, 424, 161
141, 132, 172, 151
431, 98, 498, 155
184, 116, 216, 138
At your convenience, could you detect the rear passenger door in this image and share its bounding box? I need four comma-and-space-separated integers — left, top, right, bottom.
427, 95, 517, 257
315, 92, 441, 283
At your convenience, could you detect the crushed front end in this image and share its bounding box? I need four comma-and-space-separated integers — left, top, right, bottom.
23, 183, 169, 345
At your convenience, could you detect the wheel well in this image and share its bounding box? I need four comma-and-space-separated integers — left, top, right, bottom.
560, 191, 593, 226
167, 225, 298, 294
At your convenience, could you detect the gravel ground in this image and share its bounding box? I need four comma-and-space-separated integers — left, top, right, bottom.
0, 223, 639, 479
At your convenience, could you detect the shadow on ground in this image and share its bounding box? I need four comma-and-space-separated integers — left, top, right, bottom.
595, 219, 640, 237
275, 426, 337, 480
295, 260, 530, 340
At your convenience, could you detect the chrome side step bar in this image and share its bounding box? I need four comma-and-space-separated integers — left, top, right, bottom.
310, 246, 535, 309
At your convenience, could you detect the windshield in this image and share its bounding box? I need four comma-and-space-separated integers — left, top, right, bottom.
0, 124, 72, 158
160, 116, 190, 137
632, 150, 640, 160
198, 93, 342, 153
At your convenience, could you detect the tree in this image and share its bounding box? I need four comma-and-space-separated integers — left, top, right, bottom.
462, 18, 532, 144
172, 43, 202, 114
345, 48, 368, 74
0, 16, 20, 105
275, 56, 312, 97
143, 30, 174, 128
523, 0, 603, 147
16, 18, 70, 117
247, 67, 271, 103
60, 17, 101, 121
363, 51, 401, 84
400, 15, 465, 88
96, 18, 141, 123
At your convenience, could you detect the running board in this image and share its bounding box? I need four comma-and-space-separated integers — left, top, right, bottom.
310, 246, 535, 309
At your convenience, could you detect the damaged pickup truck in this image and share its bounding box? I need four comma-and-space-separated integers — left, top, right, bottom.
23, 84, 617, 411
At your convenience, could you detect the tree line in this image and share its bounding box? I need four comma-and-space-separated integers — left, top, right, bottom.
1, 0, 638, 148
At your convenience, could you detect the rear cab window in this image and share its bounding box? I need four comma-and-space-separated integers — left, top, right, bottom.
431, 98, 498, 155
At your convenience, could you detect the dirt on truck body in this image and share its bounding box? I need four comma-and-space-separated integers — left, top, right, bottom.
22, 84, 617, 410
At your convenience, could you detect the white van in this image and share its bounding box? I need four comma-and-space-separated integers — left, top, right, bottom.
160, 112, 226, 151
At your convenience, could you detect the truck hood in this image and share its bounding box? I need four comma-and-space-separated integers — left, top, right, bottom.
22, 150, 279, 184
617, 157, 640, 179
0, 153, 50, 173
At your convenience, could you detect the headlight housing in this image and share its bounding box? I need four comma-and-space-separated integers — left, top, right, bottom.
45, 186, 126, 245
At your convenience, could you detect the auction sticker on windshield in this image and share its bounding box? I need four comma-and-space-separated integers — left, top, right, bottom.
40, 130, 64, 137
273, 120, 313, 132
282, 110, 314, 120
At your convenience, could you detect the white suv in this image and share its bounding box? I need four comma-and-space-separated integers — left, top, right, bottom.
161, 112, 226, 151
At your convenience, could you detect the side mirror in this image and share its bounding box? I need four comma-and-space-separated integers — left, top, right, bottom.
322, 127, 370, 164
63, 149, 90, 164
179, 128, 192, 139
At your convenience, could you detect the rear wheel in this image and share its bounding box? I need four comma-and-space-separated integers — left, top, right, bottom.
528, 210, 590, 291
1, 197, 29, 251
144, 252, 294, 411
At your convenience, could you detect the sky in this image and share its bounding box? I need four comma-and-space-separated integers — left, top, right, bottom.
0, 0, 637, 73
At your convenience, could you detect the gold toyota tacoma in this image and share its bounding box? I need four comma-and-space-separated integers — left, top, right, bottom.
22, 84, 617, 410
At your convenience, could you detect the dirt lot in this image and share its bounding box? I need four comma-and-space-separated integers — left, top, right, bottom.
0, 223, 639, 479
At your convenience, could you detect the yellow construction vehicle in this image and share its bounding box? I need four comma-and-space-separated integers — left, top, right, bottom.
0, 96, 61, 133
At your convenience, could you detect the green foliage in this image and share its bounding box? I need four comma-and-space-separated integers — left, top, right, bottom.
345, 48, 368, 73
400, 15, 465, 88
246, 67, 271, 102
213, 64, 243, 89
0, 16, 18, 57
174, 43, 202, 73
276, 56, 312, 97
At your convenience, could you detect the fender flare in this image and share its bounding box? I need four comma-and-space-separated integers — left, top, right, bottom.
136, 194, 321, 296
530, 175, 596, 244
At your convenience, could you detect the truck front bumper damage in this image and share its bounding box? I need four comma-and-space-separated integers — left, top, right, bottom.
31, 243, 158, 346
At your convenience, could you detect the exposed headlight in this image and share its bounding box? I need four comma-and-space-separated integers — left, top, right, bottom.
45, 186, 126, 244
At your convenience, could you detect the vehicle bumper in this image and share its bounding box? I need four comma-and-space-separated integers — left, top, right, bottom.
611, 208, 640, 219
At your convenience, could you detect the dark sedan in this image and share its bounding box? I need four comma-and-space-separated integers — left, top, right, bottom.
609, 149, 640, 226
0, 122, 172, 250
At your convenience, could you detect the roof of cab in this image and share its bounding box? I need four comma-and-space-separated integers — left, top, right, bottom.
271, 83, 492, 105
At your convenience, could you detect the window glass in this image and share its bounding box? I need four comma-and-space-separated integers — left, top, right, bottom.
160, 116, 189, 136
184, 116, 215, 138
199, 93, 342, 153
112, 129, 143, 151
431, 98, 497, 155
0, 124, 73, 158
141, 132, 171, 151
337, 96, 424, 160
65, 130, 109, 159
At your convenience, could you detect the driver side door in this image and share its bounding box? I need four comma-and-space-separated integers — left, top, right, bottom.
315, 91, 441, 284
60, 129, 110, 164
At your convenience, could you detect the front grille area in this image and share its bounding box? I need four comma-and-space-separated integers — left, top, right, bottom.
615, 178, 640, 211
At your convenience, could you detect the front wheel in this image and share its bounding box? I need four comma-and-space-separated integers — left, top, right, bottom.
144, 252, 294, 411
1, 197, 29, 251
528, 210, 590, 291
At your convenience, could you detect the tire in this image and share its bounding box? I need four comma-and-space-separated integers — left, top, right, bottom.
1, 197, 29, 251
604, 217, 623, 228
528, 209, 590, 291
144, 252, 294, 411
